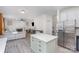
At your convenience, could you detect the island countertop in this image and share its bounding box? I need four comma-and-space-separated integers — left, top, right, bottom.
31, 33, 58, 42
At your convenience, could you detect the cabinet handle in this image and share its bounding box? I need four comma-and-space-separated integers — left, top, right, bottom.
39, 45, 41, 47
39, 49, 41, 52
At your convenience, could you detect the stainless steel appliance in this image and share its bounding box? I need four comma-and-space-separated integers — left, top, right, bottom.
58, 19, 76, 51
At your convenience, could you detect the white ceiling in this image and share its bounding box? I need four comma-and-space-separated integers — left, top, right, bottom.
0, 6, 70, 19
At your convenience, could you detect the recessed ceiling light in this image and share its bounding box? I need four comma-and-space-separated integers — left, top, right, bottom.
20, 10, 25, 14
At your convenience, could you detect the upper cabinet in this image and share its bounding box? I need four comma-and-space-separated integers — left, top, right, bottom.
59, 7, 79, 28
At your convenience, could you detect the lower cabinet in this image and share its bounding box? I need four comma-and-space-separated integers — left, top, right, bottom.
31, 36, 57, 53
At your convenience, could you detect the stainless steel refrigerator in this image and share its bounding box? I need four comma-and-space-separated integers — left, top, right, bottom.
58, 20, 76, 51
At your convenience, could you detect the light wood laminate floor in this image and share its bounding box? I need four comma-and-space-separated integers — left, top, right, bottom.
5, 38, 33, 53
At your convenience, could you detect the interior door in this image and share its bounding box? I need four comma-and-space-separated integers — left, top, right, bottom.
0, 13, 4, 35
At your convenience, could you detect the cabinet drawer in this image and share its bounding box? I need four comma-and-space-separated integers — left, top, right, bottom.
36, 46, 46, 53
31, 37, 37, 52
37, 39, 46, 46
37, 40, 46, 53
37, 48, 44, 53
31, 37, 46, 53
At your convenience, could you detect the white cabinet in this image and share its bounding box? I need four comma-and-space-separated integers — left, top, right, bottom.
31, 37, 46, 52
45, 18, 52, 34
31, 33, 58, 53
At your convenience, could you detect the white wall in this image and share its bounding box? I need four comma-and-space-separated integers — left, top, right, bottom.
33, 15, 53, 34
4, 14, 53, 34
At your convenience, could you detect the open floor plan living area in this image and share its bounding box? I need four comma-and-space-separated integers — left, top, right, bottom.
0, 6, 79, 53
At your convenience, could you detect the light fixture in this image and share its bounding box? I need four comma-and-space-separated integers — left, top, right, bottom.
20, 10, 25, 14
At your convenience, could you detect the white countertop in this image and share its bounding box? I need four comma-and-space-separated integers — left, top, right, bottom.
31, 33, 58, 42
0, 37, 7, 53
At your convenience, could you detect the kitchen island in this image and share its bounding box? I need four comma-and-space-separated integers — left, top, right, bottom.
31, 33, 58, 53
